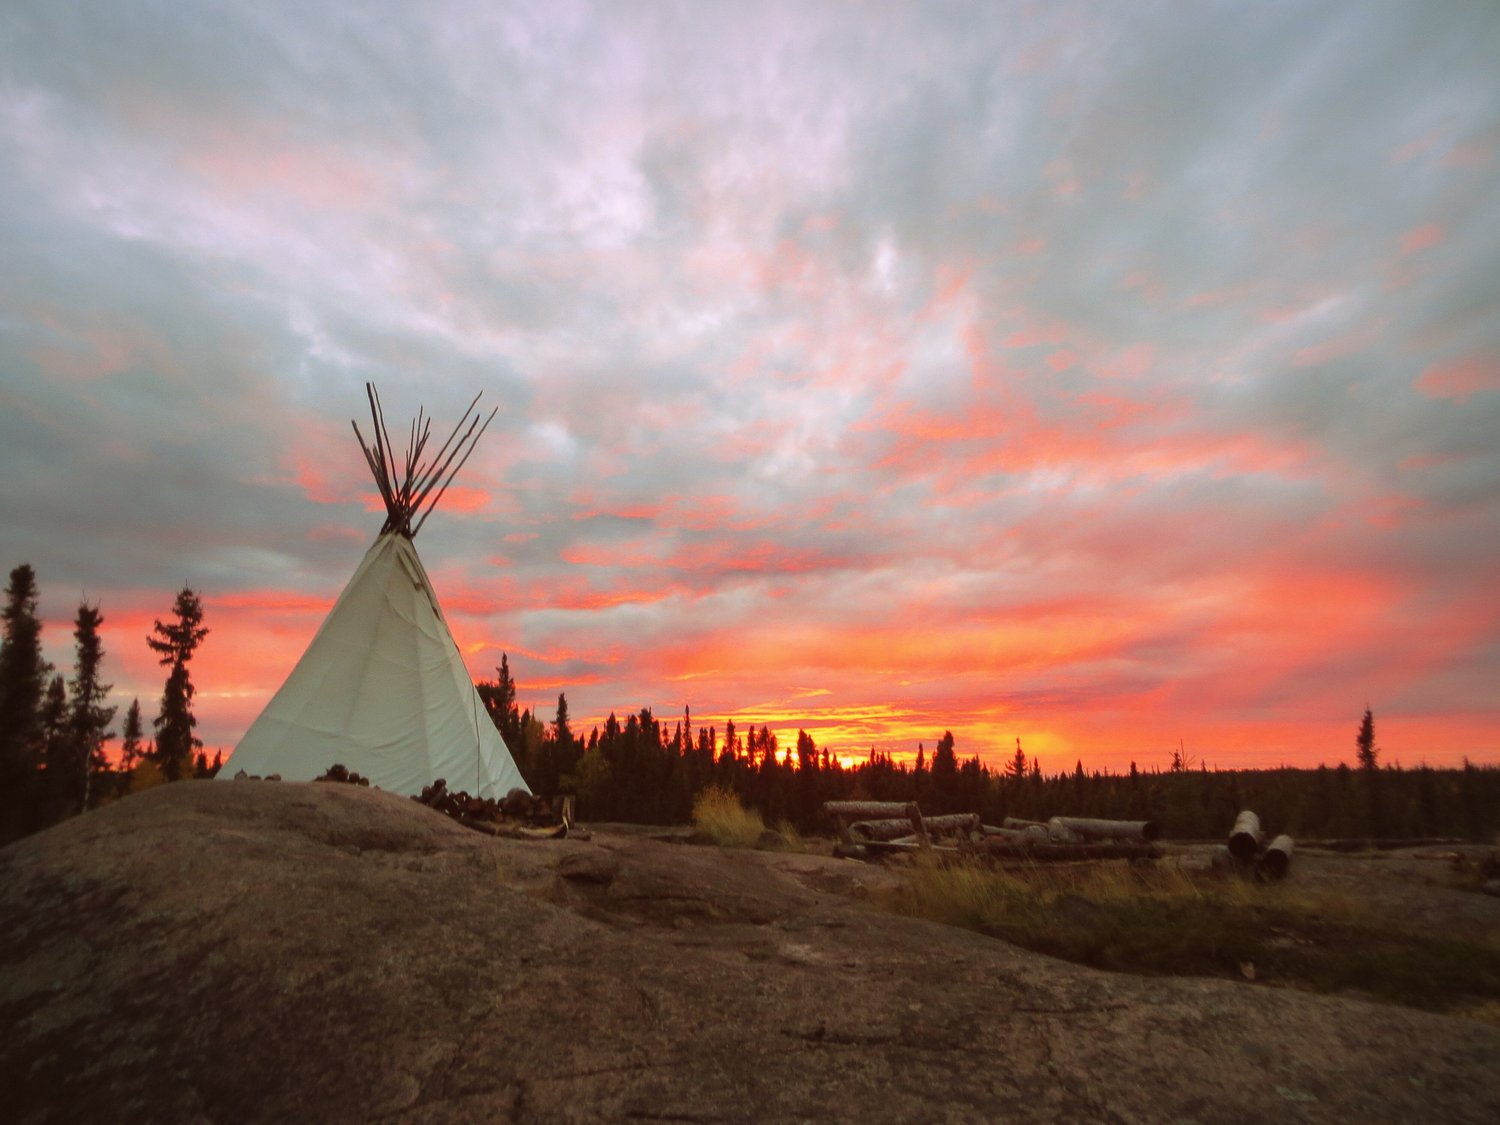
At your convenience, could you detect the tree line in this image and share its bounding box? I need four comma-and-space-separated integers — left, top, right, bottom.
481, 662, 1500, 843
0, 564, 211, 844
4, 557, 1496, 847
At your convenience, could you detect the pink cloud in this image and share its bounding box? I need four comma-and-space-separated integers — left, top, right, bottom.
1415, 356, 1500, 403
1001, 316, 1071, 349
1095, 342, 1155, 381
291, 454, 353, 505
1292, 319, 1385, 368
1388, 127, 1447, 165
438, 485, 492, 514
183, 128, 382, 212
1400, 223, 1445, 255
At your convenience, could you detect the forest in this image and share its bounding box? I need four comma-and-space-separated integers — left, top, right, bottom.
478, 655, 1500, 843
3, 562, 1498, 846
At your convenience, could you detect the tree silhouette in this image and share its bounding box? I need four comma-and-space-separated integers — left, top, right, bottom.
0, 564, 49, 839
67, 602, 116, 814
147, 588, 209, 782
1006, 738, 1027, 779
477, 654, 521, 747
120, 699, 146, 771
1356, 708, 1378, 770
930, 731, 960, 811
1355, 707, 1383, 836
39, 674, 69, 803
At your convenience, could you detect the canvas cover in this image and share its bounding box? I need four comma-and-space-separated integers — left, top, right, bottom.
222, 533, 530, 797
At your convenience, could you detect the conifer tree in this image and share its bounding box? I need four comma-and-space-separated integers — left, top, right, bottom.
931, 730, 959, 811
147, 588, 209, 782
120, 699, 145, 770
1006, 738, 1027, 779
68, 602, 116, 813
0, 564, 50, 837
39, 674, 70, 804
1355, 708, 1378, 770
1355, 707, 1383, 836
477, 654, 521, 746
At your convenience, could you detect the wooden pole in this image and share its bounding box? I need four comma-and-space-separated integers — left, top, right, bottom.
412, 405, 498, 536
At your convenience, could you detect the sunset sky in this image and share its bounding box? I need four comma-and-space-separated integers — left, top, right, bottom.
3, 1, 1498, 774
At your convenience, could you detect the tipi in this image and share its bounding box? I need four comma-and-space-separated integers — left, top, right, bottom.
221, 385, 530, 798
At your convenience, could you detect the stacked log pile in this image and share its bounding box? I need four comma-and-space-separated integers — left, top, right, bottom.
980, 816, 1162, 861
823, 801, 1162, 862
413, 779, 569, 838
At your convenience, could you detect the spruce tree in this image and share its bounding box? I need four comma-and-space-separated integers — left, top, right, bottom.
1355, 707, 1383, 836
120, 698, 146, 771
931, 730, 959, 811
0, 564, 50, 837
477, 654, 521, 746
68, 602, 116, 813
39, 674, 70, 809
1006, 738, 1027, 779
147, 588, 209, 782
1355, 708, 1378, 770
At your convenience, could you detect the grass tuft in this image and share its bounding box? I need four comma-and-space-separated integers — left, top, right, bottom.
692, 786, 767, 849
879, 855, 1500, 1016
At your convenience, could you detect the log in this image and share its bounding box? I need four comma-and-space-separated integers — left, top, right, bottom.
1047, 820, 1083, 844
850, 817, 922, 842
851, 813, 979, 841
1002, 817, 1047, 831
823, 801, 913, 819
1256, 835, 1294, 881
1228, 810, 1263, 861
1050, 817, 1161, 843
981, 825, 1028, 840
1021, 825, 1052, 847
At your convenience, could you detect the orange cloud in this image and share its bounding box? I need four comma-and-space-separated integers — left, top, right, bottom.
438, 485, 491, 513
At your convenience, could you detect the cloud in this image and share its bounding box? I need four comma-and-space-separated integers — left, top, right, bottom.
2, 1, 1498, 767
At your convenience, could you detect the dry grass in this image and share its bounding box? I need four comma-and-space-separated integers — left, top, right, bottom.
879, 854, 1500, 1019
691, 786, 767, 849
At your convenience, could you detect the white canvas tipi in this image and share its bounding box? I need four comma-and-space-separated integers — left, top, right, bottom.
221, 387, 529, 798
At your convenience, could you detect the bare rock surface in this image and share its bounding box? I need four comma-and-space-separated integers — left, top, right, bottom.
3, 781, 1498, 1124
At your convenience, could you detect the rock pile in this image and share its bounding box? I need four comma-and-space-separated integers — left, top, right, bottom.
415, 778, 566, 837
313, 763, 370, 786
